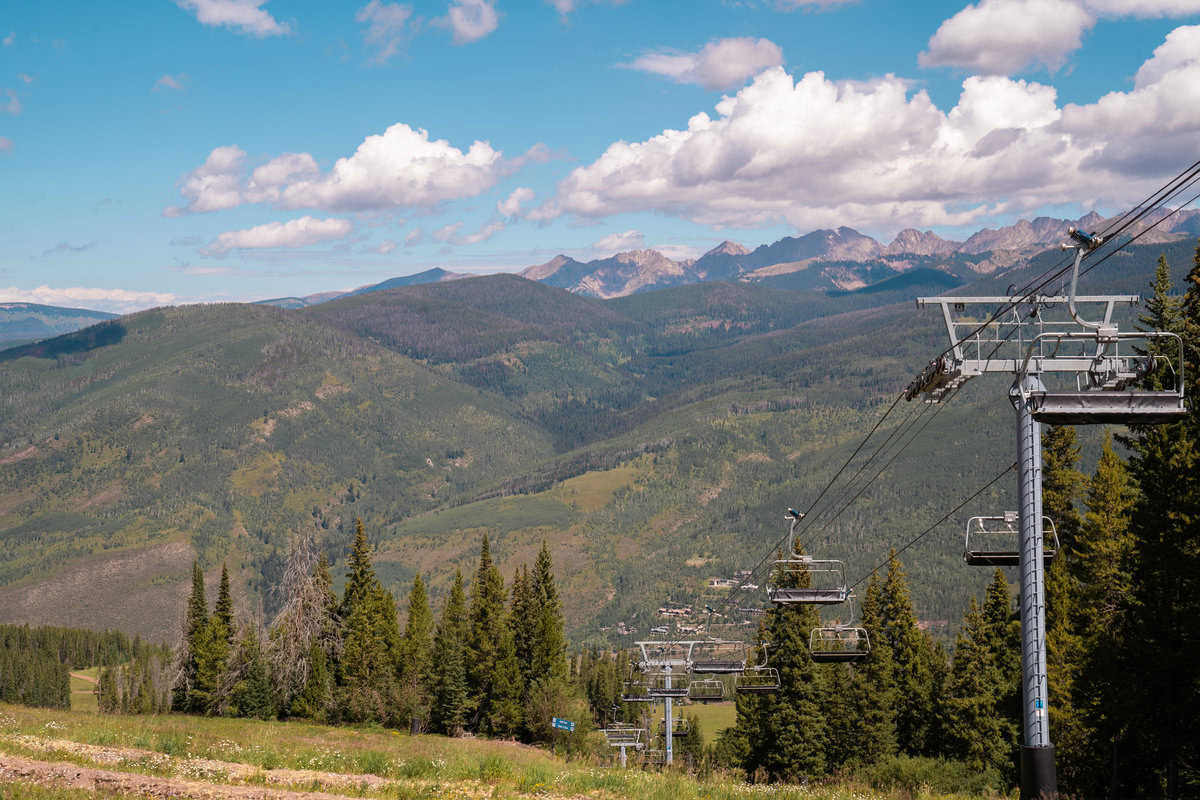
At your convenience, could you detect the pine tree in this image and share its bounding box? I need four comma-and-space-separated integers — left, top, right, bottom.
173, 561, 209, 712
337, 524, 402, 725
529, 542, 568, 684
467, 535, 524, 736
398, 574, 434, 731
229, 626, 275, 719
878, 550, 937, 755
944, 571, 1019, 787
510, 566, 534, 686
430, 570, 471, 736
214, 564, 235, 647
848, 570, 898, 764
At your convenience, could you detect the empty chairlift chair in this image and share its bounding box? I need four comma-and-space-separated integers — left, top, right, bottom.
688, 678, 727, 702
622, 671, 653, 703
964, 512, 1059, 567
736, 643, 780, 693
658, 717, 690, 737
689, 639, 747, 674
767, 556, 850, 605
809, 625, 871, 663
645, 671, 690, 698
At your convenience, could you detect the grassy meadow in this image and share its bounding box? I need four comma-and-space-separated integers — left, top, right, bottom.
0, 702, 1006, 800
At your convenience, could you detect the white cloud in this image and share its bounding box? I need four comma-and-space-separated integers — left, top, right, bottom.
164, 145, 246, 216
201, 216, 353, 256
2, 33, 13, 47
245, 152, 319, 202
3, 89, 21, 115
153, 74, 186, 91
652, 243, 704, 261
446, 0, 499, 44
1086, 0, 1200, 15
462, 219, 504, 244
534, 42, 1200, 233
1134, 24, 1200, 88
42, 241, 96, 256
404, 227, 423, 246
919, 0, 1094, 75
628, 38, 784, 91
0, 285, 177, 314
0, 137, 10, 153
277, 123, 508, 211
775, 0, 857, 7
372, 239, 398, 254
18, 73, 33, 84
592, 229, 645, 252
356, 0, 413, 63
433, 222, 463, 243
174, 0, 289, 37
497, 186, 534, 217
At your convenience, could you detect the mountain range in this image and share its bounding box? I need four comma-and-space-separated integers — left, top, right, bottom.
521, 209, 1200, 298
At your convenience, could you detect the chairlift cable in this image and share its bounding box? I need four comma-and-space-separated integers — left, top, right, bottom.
845, 462, 1017, 592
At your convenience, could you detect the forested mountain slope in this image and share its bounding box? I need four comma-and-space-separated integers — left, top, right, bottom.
0, 238, 1192, 645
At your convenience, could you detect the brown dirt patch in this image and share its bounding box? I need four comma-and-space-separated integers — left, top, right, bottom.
0, 445, 38, 465
74, 482, 123, 511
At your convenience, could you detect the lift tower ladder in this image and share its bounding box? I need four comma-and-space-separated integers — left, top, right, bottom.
908, 228, 1186, 800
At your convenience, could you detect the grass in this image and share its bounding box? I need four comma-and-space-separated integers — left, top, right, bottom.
0, 702, 1003, 800
680, 701, 738, 746
68, 667, 99, 714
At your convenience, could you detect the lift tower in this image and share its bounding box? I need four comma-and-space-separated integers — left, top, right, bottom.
908, 228, 1185, 800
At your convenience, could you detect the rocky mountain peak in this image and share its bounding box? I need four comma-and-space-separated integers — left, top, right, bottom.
704, 240, 750, 257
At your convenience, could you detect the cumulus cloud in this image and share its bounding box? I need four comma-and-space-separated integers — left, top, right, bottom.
433, 222, 463, 243
3, 89, 21, 115
372, 239, 398, 255
42, 241, 96, 256
0, 137, 11, 153
462, 219, 504, 244
153, 74, 186, 91
245, 152, 320, 202
174, 0, 289, 36
404, 227, 423, 246
0, 285, 176, 314
201, 216, 353, 256
628, 37, 784, 91
18, 73, 33, 84
356, 0, 414, 63
919, 0, 1094, 75
164, 145, 246, 216
534, 44, 1200, 232
592, 229, 645, 252
1134, 24, 1200, 87
498, 186, 534, 217
446, 0, 499, 44
278, 123, 508, 211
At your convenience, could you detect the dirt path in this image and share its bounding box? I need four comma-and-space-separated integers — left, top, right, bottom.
0, 752, 376, 799
70, 672, 99, 685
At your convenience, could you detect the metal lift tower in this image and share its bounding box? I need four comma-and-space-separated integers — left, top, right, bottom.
907, 229, 1186, 800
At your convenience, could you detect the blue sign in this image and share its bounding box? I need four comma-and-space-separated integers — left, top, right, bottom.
552, 717, 575, 732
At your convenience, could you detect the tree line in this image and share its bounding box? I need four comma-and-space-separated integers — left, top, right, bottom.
160, 519, 588, 748
0, 622, 163, 710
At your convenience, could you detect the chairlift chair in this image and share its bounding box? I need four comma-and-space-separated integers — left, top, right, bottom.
689, 639, 747, 674
602, 724, 644, 749
767, 556, 850, 605
621, 671, 653, 703
645, 671, 690, 698
735, 643, 781, 693
658, 718, 690, 737
809, 625, 871, 663
964, 512, 1059, 567
688, 678, 726, 702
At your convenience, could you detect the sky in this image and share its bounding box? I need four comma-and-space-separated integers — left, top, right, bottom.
1, 0, 1199, 312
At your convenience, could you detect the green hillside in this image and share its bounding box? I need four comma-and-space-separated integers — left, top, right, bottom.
0, 240, 1192, 645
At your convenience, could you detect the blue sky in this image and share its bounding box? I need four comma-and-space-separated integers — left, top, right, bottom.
2, 0, 1199, 311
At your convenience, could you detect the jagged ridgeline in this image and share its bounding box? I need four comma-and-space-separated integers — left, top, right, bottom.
0, 238, 1195, 646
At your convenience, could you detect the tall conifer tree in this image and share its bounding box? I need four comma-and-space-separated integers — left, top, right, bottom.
399, 574, 434, 731
431, 570, 470, 735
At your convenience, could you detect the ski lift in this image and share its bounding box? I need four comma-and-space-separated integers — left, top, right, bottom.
645, 671, 690, 698
602, 723, 645, 749
688, 678, 726, 702
689, 639, 747, 674
809, 626, 871, 663
767, 556, 850, 605
622, 676, 653, 703
736, 643, 780, 693
1020, 228, 1187, 424
964, 512, 1059, 566
644, 749, 666, 767
808, 594, 871, 663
